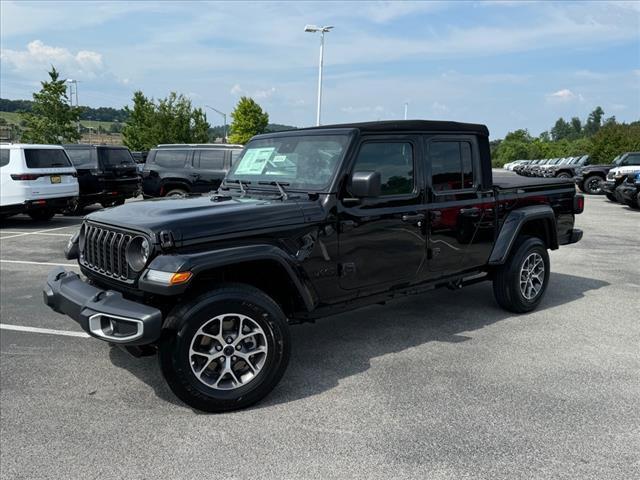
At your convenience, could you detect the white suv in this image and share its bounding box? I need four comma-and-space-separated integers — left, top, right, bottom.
0, 144, 79, 221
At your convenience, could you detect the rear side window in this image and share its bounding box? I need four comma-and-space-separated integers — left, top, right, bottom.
66, 148, 96, 168
430, 141, 474, 191
154, 150, 188, 168
99, 148, 135, 167
24, 149, 72, 169
353, 142, 414, 196
197, 149, 225, 169
0, 149, 9, 167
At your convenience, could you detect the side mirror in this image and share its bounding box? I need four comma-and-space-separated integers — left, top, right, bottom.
350, 171, 381, 198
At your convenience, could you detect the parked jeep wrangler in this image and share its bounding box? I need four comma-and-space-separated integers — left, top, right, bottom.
44, 121, 584, 412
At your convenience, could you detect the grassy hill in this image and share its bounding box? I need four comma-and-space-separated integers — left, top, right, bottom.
0, 111, 116, 130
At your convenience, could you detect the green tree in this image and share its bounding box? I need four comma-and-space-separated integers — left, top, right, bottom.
21, 66, 81, 144
122, 91, 157, 151
492, 129, 533, 166
583, 106, 604, 137
550, 118, 572, 141
589, 122, 640, 164
122, 91, 210, 150
228, 96, 269, 144
569, 117, 582, 139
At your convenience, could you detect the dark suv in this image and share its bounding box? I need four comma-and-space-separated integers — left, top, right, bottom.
142, 144, 243, 198
63, 144, 140, 212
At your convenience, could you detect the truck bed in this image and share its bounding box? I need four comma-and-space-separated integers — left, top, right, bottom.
492, 170, 574, 190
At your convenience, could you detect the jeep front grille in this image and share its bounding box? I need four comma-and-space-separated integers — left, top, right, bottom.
81, 224, 133, 280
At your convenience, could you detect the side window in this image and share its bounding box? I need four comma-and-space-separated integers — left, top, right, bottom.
430, 141, 474, 191
198, 150, 225, 169
625, 154, 640, 166
0, 149, 9, 168
353, 142, 414, 196
155, 150, 188, 168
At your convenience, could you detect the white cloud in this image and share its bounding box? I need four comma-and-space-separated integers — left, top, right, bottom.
1, 40, 104, 77
547, 89, 585, 103
230, 84, 244, 95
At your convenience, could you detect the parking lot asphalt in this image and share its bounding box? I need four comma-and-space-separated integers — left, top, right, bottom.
0, 195, 639, 480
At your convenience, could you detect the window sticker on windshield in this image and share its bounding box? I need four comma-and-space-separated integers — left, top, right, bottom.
235, 147, 275, 174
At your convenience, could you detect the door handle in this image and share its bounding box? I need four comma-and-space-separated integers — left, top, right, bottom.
459, 207, 481, 215
401, 213, 425, 223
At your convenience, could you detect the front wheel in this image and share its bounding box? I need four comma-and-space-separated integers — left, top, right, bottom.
159, 284, 291, 412
493, 236, 550, 313
583, 175, 603, 195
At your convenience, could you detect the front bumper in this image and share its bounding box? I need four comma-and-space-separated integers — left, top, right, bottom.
43, 267, 162, 345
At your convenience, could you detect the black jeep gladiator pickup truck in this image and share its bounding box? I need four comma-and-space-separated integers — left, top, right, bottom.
44, 121, 584, 412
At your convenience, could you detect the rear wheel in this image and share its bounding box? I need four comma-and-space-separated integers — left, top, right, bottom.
28, 209, 55, 221
583, 175, 604, 195
493, 236, 550, 313
556, 172, 572, 179
159, 284, 291, 412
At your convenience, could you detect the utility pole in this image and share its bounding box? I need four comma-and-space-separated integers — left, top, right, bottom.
404, 102, 408, 120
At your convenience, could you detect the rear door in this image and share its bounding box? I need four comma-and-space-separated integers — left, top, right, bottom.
66, 147, 100, 196
192, 149, 227, 192
424, 136, 495, 277
338, 135, 426, 291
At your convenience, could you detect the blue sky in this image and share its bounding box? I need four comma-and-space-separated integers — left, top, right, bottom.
1, 0, 638, 138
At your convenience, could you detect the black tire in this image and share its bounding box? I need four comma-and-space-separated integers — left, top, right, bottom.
556, 172, 571, 179
583, 175, 604, 195
28, 209, 55, 221
165, 188, 187, 198
493, 236, 550, 313
63, 199, 84, 216
159, 283, 291, 412
605, 193, 617, 202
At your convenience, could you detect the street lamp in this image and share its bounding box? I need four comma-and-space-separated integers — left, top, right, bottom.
205, 105, 228, 143
304, 24, 333, 126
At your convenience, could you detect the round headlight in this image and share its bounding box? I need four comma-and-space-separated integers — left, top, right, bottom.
126, 236, 151, 272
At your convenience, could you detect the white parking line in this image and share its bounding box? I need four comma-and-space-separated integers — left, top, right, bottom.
0, 226, 76, 240
0, 231, 72, 237
0, 260, 79, 268
0, 324, 90, 338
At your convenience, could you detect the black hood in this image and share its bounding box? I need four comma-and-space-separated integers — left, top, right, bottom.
86, 194, 307, 243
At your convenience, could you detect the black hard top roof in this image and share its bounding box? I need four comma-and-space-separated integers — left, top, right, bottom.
294, 120, 489, 137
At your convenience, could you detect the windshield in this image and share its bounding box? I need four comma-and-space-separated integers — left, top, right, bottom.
612, 155, 623, 166
99, 148, 135, 167
226, 134, 351, 191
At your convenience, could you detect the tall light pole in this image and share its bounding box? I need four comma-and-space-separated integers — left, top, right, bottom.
66, 79, 80, 139
404, 102, 408, 120
205, 105, 228, 143
305, 24, 333, 126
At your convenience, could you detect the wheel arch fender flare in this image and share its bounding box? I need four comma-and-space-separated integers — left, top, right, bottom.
147, 244, 317, 316
488, 205, 558, 265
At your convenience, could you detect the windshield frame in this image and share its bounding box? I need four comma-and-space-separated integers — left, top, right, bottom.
224, 128, 356, 194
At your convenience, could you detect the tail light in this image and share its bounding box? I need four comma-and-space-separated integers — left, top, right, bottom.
573, 194, 585, 214
11, 173, 40, 181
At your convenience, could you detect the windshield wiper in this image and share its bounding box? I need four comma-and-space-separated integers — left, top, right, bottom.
225, 179, 250, 196
258, 180, 289, 200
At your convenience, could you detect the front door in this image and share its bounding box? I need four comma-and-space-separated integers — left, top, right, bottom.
424, 136, 495, 276
338, 136, 426, 291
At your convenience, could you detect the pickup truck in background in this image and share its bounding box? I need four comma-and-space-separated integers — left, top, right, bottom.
45, 120, 584, 412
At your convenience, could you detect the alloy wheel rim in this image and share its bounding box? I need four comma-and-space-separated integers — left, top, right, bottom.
587, 178, 601, 193
519, 252, 545, 300
189, 313, 268, 390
